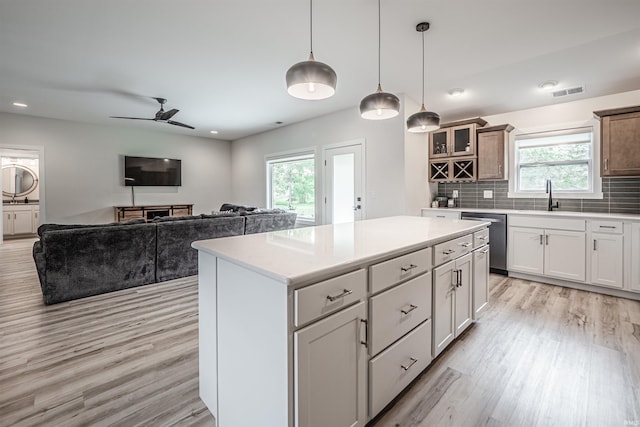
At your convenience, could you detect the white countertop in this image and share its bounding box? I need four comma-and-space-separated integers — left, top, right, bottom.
422, 207, 640, 221
192, 215, 488, 287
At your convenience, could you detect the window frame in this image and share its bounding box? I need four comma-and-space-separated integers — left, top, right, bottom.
508, 121, 603, 199
265, 148, 318, 226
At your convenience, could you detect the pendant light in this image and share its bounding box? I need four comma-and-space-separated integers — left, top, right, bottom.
359, 0, 400, 120
406, 22, 440, 133
286, 0, 337, 100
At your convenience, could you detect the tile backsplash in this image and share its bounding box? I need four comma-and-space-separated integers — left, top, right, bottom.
437, 178, 640, 214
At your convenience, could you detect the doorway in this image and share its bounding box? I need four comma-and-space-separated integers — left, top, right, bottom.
0, 147, 43, 245
323, 140, 365, 224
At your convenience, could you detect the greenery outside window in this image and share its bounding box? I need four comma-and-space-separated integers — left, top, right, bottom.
266, 152, 316, 223
512, 126, 601, 197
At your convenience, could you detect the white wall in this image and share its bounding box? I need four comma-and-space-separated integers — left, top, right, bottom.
0, 112, 231, 224
231, 104, 409, 222
482, 89, 640, 130
403, 95, 437, 215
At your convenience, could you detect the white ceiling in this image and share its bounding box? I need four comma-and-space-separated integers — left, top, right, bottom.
1, 0, 640, 141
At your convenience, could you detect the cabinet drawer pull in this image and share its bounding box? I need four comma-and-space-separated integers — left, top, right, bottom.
400, 264, 418, 273
443, 249, 455, 255
481, 248, 489, 254
401, 357, 418, 371
539, 235, 543, 245
326, 289, 353, 302
599, 225, 617, 229
593, 239, 597, 251
459, 242, 472, 248
400, 304, 418, 315
478, 235, 488, 240
545, 234, 549, 245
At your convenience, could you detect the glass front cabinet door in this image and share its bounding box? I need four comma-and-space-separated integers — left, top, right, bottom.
450, 125, 476, 157
429, 129, 450, 158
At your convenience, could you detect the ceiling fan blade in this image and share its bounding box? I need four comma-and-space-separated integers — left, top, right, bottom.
167, 120, 195, 130
160, 109, 179, 121
110, 116, 155, 121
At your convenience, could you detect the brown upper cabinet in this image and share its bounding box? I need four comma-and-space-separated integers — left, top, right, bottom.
428, 118, 487, 159
477, 124, 513, 180
594, 105, 640, 177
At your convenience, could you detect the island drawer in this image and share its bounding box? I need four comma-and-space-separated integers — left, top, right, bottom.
590, 220, 623, 234
369, 319, 432, 418
294, 269, 367, 327
369, 271, 431, 355
370, 247, 431, 294
433, 233, 473, 267
473, 228, 489, 248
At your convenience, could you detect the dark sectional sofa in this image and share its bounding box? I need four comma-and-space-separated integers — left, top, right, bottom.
33, 208, 297, 304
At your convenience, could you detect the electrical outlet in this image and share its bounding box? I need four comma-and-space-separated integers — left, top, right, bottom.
483, 190, 493, 199
452, 190, 459, 198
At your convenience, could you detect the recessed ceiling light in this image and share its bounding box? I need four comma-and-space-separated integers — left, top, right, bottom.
210, 130, 218, 134
12, 102, 28, 108
538, 80, 558, 91
448, 88, 465, 98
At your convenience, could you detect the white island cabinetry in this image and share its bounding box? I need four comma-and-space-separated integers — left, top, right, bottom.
193, 216, 489, 427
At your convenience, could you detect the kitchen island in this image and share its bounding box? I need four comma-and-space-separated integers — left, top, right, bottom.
193, 215, 489, 427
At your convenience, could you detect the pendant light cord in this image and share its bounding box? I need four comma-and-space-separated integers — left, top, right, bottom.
377, 0, 381, 86
310, 0, 313, 55
421, 29, 425, 106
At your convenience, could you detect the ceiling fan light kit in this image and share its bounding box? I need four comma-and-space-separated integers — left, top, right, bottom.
360, 0, 400, 120
286, 0, 337, 100
407, 21, 440, 133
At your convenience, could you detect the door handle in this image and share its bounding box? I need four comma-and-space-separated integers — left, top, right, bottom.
360, 319, 368, 348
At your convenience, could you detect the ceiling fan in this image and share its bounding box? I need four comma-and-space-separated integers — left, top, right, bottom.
110, 97, 195, 129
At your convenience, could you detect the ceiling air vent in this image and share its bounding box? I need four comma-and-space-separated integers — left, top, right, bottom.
552, 85, 585, 98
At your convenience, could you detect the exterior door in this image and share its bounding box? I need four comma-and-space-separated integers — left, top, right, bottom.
323, 142, 364, 224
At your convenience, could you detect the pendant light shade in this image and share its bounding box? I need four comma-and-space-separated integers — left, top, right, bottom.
360, 84, 400, 120
406, 22, 440, 133
286, 53, 337, 100
360, 0, 399, 120
286, 0, 337, 100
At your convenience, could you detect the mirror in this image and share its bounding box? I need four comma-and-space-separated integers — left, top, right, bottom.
2, 165, 38, 197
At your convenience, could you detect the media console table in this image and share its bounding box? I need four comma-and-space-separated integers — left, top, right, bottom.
113, 204, 193, 222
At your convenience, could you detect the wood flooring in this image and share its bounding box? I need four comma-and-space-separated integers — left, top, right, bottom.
1, 238, 639, 426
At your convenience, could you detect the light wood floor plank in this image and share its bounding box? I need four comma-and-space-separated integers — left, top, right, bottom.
2, 237, 640, 427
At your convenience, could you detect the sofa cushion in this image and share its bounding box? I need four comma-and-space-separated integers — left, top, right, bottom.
37, 218, 146, 237
152, 215, 201, 222
244, 211, 297, 235
202, 212, 240, 218
155, 215, 245, 282
219, 203, 256, 213
40, 222, 157, 304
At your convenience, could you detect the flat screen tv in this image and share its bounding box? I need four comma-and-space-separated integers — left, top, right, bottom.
124, 156, 182, 186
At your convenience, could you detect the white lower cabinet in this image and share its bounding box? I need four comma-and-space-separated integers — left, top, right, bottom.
631, 223, 640, 292
369, 320, 431, 416
295, 301, 367, 427
3, 204, 39, 236
433, 252, 472, 357
473, 245, 490, 319
591, 233, 623, 288
508, 226, 586, 282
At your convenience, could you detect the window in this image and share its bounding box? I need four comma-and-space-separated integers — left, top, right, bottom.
266, 152, 315, 223
513, 126, 599, 196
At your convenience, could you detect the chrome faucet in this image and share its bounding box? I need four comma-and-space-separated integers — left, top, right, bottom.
546, 179, 559, 211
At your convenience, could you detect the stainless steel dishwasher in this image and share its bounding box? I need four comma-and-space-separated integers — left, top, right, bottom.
461, 212, 508, 275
